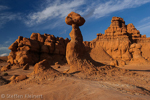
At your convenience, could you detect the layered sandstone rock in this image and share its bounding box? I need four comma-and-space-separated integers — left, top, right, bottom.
7, 33, 70, 66
95, 17, 132, 61
85, 16, 150, 66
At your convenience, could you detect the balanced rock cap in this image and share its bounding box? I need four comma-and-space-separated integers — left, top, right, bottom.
65, 12, 85, 26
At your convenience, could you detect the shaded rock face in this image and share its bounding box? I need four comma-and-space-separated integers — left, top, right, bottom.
7, 33, 70, 66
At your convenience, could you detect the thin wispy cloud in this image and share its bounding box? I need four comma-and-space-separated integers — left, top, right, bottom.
93, 0, 150, 18
24, 0, 150, 28
137, 22, 150, 34
0, 12, 21, 28
0, 38, 15, 56
0, 5, 17, 28
59, 30, 67, 34
0, 0, 150, 29
137, 16, 150, 35
0, 45, 11, 56
25, 0, 85, 26
0, 53, 8, 57
0, 5, 9, 11
139, 16, 150, 23
0, 13, 16, 28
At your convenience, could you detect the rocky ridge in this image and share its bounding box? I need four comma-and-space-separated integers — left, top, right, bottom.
7, 33, 70, 66
6, 16, 150, 69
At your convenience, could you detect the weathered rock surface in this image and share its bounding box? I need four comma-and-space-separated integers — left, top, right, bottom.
86, 16, 150, 66
7, 15, 150, 68
1, 64, 11, 72
65, 12, 90, 71
7, 33, 70, 66
34, 59, 58, 74
10, 75, 27, 83
129, 43, 148, 64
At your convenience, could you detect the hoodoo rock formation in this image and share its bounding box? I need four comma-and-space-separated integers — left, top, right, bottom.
65, 12, 99, 72
7, 33, 70, 66
7, 14, 150, 71
65, 12, 86, 70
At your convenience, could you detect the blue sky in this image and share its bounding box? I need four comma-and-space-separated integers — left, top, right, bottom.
0, 0, 150, 56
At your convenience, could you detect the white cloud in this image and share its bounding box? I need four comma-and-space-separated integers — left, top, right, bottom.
0, 5, 22, 28
24, 0, 150, 28
59, 29, 67, 34
25, 0, 85, 26
93, 0, 150, 18
0, 53, 8, 57
0, 5, 9, 11
0, 12, 21, 28
137, 22, 150, 34
0, 39, 13, 57
0, 46, 10, 57
0, 47, 8, 50
0, 0, 150, 29
136, 16, 150, 36
139, 16, 150, 23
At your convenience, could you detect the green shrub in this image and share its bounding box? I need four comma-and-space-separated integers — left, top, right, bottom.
3, 72, 8, 76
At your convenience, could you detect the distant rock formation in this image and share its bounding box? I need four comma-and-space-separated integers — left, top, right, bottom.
87, 16, 150, 65
7, 15, 150, 68
7, 33, 70, 66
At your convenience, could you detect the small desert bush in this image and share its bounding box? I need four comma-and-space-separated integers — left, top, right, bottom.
3, 72, 8, 76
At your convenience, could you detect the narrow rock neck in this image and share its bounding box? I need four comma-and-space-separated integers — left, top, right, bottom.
70, 24, 83, 42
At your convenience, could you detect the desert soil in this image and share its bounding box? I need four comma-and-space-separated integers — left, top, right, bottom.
0, 57, 150, 100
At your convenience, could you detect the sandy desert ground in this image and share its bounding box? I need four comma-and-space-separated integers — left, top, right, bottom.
0, 56, 150, 100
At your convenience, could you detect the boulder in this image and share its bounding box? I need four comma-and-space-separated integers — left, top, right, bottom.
9, 75, 18, 81
110, 60, 118, 66
15, 75, 27, 81
34, 59, 52, 74
8, 41, 18, 51
1, 64, 11, 72
119, 60, 126, 66
30, 33, 38, 41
